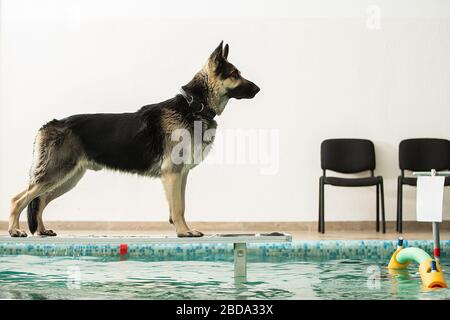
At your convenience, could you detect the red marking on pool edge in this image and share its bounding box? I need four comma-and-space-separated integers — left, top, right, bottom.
120, 244, 128, 255
434, 248, 440, 258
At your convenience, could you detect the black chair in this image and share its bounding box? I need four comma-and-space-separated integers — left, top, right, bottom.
397, 138, 450, 233
318, 139, 385, 233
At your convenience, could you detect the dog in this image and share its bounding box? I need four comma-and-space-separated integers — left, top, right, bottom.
8, 41, 260, 238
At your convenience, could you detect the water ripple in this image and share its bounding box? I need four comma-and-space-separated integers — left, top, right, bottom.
0, 256, 449, 299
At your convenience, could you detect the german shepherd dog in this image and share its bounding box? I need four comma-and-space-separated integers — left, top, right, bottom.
8, 42, 259, 238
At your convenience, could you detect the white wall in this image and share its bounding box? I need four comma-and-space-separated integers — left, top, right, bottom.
1, 0, 449, 222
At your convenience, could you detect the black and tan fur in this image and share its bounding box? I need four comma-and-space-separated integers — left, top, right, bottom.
8, 41, 260, 238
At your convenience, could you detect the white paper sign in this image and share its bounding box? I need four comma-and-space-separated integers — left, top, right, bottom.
416, 176, 445, 222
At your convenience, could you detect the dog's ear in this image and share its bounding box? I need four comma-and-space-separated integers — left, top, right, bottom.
223, 43, 229, 59
210, 41, 224, 60
208, 41, 225, 74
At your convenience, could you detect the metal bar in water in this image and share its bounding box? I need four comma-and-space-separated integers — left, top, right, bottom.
432, 222, 440, 262
234, 242, 247, 278
413, 171, 450, 177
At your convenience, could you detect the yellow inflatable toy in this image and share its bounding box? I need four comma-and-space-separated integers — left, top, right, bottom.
388, 238, 447, 289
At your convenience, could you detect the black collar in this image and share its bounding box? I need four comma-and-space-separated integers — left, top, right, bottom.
180, 88, 217, 120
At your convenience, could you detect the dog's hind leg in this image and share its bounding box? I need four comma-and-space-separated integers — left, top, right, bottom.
9, 183, 52, 237
9, 121, 84, 237
12, 190, 27, 204
30, 168, 86, 236
9, 189, 31, 237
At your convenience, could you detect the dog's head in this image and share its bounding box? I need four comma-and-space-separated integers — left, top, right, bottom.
206, 41, 260, 101
199, 41, 259, 115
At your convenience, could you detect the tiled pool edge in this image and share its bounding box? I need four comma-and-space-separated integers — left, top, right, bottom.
0, 240, 448, 260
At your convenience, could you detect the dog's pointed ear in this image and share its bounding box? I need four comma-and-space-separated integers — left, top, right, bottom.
209, 41, 223, 60
208, 41, 225, 73
223, 43, 229, 59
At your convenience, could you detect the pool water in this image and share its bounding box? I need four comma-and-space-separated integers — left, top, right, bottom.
0, 255, 449, 299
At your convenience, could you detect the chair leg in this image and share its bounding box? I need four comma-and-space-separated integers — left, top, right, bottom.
396, 177, 400, 232
376, 183, 380, 232
320, 179, 325, 233
380, 179, 386, 234
318, 177, 322, 232
398, 180, 403, 234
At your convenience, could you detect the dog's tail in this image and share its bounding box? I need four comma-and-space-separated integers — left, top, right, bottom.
27, 197, 40, 234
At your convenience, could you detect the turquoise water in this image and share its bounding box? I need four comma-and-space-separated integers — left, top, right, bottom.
0, 255, 449, 299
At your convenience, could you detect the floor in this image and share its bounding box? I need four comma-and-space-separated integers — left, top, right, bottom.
1, 221, 448, 241
1, 229, 446, 241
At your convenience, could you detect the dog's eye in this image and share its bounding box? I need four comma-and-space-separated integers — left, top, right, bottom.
230, 70, 240, 78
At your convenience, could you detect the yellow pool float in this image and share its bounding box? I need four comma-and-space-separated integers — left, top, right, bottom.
388, 238, 447, 289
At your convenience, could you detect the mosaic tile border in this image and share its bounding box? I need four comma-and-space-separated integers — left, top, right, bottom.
0, 240, 448, 260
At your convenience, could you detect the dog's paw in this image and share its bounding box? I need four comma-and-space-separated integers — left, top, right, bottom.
177, 230, 204, 238
9, 229, 28, 237
38, 229, 57, 237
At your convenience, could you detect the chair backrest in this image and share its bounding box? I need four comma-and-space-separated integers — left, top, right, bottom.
321, 139, 376, 174
399, 138, 450, 172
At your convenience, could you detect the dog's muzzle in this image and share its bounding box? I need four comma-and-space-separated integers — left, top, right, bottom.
249, 83, 260, 98
229, 80, 260, 100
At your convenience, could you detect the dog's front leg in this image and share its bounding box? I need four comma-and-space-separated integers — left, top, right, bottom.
162, 171, 203, 237
180, 170, 203, 236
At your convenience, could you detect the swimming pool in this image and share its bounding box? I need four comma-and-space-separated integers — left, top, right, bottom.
0, 239, 449, 300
